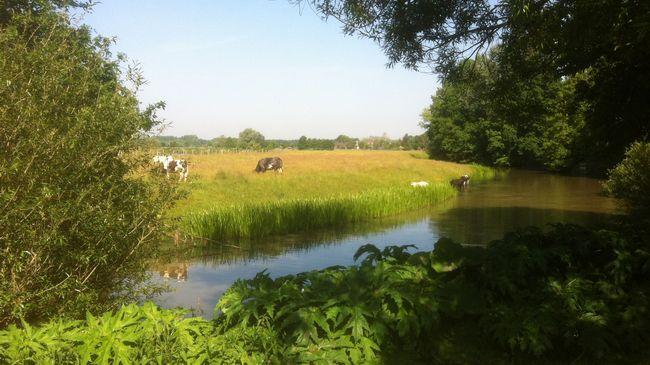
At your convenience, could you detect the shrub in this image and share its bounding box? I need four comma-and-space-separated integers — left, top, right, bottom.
603, 141, 650, 219
0, 8, 175, 325
216, 224, 650, 364
0, 302, 283, 364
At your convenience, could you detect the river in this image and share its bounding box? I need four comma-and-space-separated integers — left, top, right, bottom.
150, 170, 620, 317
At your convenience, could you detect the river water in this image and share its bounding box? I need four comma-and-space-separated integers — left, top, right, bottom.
150, 170, 620, 317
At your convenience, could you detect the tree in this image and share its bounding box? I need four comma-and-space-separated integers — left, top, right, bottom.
238, 128, 265, 150
297, 136, 308, 150
401, 133, 428, 150
334, 134, 355, 149
0, 0, 92, 25
294, 0, 504, 72
210, 135, 239, 149
604, 142, 650, 220
300, 0, 650, 174
422, 51, 583, 171
0, 5, 175, 325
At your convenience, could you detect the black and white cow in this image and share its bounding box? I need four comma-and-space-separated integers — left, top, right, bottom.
450, 174, 470, 189
167, 159, 189, 181
255, 157, 283, 173
153, 155, 188, 181
153, 155, 174, 173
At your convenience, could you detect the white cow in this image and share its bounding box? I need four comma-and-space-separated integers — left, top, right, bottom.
153, 155, 188, 181
153, 154, 174, 171
410, 181, 429, 187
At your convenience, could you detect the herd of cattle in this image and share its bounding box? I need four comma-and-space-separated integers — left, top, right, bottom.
152, 154, 469, 189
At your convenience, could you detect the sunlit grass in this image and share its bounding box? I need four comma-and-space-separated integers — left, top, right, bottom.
172, 150, 497, 240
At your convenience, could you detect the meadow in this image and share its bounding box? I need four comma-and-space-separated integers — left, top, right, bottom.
170, 150, 497, 241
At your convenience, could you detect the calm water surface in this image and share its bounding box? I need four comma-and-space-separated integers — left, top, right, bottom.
151, 170, 619, 317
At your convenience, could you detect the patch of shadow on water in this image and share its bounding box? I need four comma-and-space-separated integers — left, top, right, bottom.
428, 206, 619, 245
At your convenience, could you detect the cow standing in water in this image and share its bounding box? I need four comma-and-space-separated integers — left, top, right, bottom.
450, 174, 470, 189
255, 157, 283, 173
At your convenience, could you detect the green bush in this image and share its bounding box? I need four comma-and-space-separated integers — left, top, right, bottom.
0, 9, 176, 325
0, 302, 283, 364
216, 224, 650, 364
422, 51, 587, 172
603, 141, 650, 218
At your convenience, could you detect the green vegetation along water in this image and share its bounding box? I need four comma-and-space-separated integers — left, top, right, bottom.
151, 170, 619, 316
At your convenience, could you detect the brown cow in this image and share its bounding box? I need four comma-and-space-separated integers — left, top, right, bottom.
450, 174, 470, 189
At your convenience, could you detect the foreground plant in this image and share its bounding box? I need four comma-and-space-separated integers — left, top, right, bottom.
0, 302, 282, 364
216, 224, 650, 364
1, 224, 648, 364
0, 4, 176, 325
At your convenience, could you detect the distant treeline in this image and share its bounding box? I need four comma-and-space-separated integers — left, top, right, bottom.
148, 128, 427, 151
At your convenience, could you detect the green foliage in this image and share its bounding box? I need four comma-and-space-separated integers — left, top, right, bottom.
503, 0, 650, 173
1, 224, 647, 363
0, 302, 284, 364
216, 224, 650, 364
400, 133, 428, 151
603, 141, 650, 219
334, 134, 356, 149
0, 0, 91, 25
210, 135, 240, 149
150, 133, 420, 152
297, 135, 335, 150
422, 51, 585, 171
238, 128, 266, 150
185, 183, 459, 241
0, 9, 175, 325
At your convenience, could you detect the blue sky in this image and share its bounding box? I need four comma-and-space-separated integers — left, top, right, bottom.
79, 0, 439, 139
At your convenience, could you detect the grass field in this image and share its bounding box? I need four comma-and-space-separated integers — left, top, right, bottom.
170, 150, 496, 240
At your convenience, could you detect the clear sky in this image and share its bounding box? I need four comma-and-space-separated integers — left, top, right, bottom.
79, 0, 439, 140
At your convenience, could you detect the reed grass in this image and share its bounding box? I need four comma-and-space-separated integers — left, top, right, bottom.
185, 183, 453, 240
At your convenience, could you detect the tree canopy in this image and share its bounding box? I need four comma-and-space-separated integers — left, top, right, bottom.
302, 0, 650, 173
423, 49, 585, 171
238, 128, 266, 150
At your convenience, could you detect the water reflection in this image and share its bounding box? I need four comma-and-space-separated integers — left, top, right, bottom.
429, 207, 615, 244
150, 170, 620, 317
158, 262, 189, 282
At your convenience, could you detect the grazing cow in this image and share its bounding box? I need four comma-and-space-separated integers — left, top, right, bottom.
450, 174, 470, 189
167, 159, 189, 181
410, 181, 429, 187
255, 157, 283, 173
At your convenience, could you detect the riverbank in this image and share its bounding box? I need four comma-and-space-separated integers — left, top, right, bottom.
171, 150, 497, 241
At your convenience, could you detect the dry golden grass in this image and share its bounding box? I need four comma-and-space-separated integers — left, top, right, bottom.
171, 150, 485, 216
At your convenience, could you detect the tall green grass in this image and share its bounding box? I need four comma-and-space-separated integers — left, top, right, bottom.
184, 183, 454, 241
